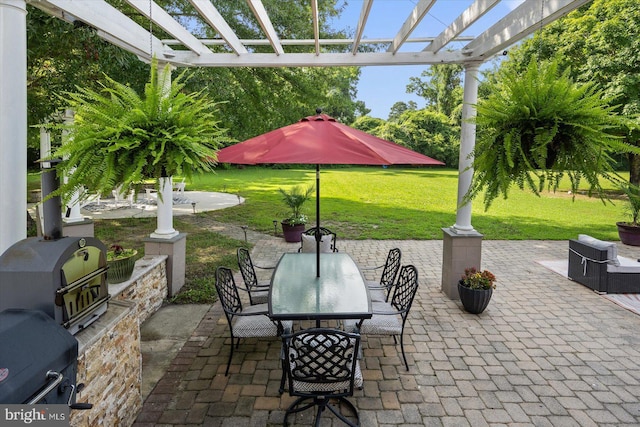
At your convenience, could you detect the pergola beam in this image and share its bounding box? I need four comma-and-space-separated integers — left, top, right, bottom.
189, 0, 248, 55
351, 0, 373, 55
31, 0, 165, 59
387, 0, 436, 54
424, 0, 500, 54
465, 0, 593, 59
247, 0, 284, 55
125, 0, 206, 56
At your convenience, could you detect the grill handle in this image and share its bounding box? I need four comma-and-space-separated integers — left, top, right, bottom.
66, 383, 93, 410
27, 370, 64, 404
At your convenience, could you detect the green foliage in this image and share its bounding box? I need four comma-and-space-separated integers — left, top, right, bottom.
354, 110, 459, 167
467, 58, 639, 210
279, 185, 314, 225
45, 58, 230, 204
460, 267, 496, 290
406, 64, 463, 119
618, 182, 640, 225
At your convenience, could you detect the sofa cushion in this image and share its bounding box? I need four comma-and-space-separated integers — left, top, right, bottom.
607, 256, 640, 273
578, 234, 620, 266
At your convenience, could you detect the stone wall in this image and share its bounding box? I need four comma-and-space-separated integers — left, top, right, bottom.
70, 256, 168, 427
72, 301, 141, 426
110, 255, 168, 323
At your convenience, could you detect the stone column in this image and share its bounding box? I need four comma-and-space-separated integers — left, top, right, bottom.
0, 0, 27, 254
441, 61, 484, 299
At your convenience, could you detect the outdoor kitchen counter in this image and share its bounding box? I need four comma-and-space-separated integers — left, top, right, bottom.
72, 299, 142, 427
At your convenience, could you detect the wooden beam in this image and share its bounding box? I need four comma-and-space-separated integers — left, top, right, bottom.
387, 0, 435, 54
464, 0, 592, 59
189, 0, 248, 55
424, 0, 500, 53
352, 0, 373, 55
247, 0, 284, 55
126, 0, 206, 55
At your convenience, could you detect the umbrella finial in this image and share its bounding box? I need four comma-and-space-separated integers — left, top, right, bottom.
316, 108, 322, 115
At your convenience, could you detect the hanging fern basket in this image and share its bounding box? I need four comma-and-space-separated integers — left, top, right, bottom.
466, 57, 639, 210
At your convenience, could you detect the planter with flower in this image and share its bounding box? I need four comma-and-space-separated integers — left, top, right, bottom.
458, 267, 496, 314
106, 244, 138, 284
279, 185, 314, 243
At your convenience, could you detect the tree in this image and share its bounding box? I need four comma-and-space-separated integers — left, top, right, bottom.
406, 64, 463, 119
496, 0, 640, 183
353, 110, 459, 167
388, 101, 417, 122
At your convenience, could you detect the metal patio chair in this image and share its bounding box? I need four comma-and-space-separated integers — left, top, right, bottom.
282, 328, 362, 426
215, 266, 291, 376
361, 248, 402, 302
345, 264, 419, 371
237, 247, 273, 305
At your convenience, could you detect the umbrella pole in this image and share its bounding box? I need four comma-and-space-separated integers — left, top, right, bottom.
316, 164, 321, 277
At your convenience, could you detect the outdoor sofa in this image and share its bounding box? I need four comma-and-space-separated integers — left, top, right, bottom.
568, 234, 640, 294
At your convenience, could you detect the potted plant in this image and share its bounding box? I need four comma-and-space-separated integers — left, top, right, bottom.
458, 267, 496, 314
43, 57, 230, 235
106, 244, 138, 284
616, 182, 640, 246
279, 185, 314, 243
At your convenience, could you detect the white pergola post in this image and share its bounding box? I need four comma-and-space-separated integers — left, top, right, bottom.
0, 0, 27, 255
144, 61, 185, 297
452, 61, 481, 234
441, 61, 484, 300
150, 62, 178, 239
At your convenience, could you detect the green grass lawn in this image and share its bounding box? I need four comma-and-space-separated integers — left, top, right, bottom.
189, 166, 626, 241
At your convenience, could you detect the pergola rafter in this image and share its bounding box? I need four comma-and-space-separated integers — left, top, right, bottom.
28, 0, 589, 67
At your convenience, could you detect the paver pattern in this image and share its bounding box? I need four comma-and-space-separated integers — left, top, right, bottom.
134, 233, 640, 426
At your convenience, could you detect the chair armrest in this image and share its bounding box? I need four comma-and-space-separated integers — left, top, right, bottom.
360, 264, 384, 271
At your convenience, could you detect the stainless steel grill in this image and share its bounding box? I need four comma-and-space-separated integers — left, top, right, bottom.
0, 236, 110, 335
0, 309, 87, 406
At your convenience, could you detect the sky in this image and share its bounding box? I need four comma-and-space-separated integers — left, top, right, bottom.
331, 0, 526, 119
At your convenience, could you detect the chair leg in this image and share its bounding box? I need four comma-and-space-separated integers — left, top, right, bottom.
225, 336, 235, 376
284, 396, 359, 427
399, 332, 409, 371
325, 397, 359, 427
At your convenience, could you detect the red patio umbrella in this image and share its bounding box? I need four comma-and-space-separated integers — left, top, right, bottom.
217, 111, 444, 276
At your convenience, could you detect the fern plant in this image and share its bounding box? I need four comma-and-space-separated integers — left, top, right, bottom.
45, 57, 230, 203
466, 58, 640, 210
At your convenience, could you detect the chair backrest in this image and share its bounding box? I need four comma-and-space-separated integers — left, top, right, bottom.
379, 248, 402, 289
237, 247, 258, 289
389, 265, 419, 319
215, 266, 243, 323
299, 227, 337, 253
284, 328, 360, 397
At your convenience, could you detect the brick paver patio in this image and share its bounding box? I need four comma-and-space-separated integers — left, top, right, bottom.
134, 237, 640, 426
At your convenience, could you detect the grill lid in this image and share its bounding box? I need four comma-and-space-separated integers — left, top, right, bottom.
0, 309, 78, 404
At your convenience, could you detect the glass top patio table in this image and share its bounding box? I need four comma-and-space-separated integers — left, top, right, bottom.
269, 253, 372, 321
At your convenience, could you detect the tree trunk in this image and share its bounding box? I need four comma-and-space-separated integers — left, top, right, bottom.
630, 153, 640, 186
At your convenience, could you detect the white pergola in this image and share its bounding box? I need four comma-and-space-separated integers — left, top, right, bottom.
0, 0, 590, 254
